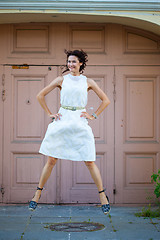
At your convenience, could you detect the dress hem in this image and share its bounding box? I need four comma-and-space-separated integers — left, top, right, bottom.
39, 151, 96, 162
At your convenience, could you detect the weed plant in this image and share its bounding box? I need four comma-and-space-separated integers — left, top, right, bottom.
135, 170, 160, 218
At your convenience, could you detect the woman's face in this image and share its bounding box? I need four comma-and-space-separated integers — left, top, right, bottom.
67, 55, 82, 75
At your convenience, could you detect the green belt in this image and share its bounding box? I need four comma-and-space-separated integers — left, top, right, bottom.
61, 105, 85, 111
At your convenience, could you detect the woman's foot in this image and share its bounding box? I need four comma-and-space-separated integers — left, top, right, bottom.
99, 189, 110, 215
29, 187, 43, 211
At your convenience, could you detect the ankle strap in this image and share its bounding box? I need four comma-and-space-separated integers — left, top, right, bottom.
37, 187, 43, 191
99, 189, 106, 194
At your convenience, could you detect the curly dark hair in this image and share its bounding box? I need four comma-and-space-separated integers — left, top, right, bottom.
63, 49, 88, 74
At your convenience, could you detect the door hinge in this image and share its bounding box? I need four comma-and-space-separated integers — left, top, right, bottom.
113, 90, 116, 102
2, 74, 6, 101
113, 184, 116, 195
2, 73, 5, 86
112, 69, 116, 87
0, 185, 5, 196
112, 68, 116, 102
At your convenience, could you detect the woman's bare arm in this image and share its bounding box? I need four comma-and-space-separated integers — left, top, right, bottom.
87, 78, 110, 116
37, 76, 63, 116
81, 78, 110, 120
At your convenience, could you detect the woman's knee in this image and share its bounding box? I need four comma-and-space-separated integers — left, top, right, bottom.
47, 156, 58, 167
84, 161, 94, 168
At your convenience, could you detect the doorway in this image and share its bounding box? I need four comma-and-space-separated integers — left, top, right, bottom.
1, 65, 159, 204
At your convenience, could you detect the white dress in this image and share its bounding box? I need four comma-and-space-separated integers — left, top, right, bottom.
39, 73, 96, 161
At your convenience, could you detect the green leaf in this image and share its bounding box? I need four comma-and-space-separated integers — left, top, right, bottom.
151, 174, 158, 182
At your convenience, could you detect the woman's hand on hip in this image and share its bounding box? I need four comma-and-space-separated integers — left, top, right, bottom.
80, 112, 95, 120
49, 113, 62, 121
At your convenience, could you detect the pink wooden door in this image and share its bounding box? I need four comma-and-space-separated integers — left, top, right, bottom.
115, 66, 160, 203
0, 66, 3, 202
3, 66, 58, 203
3, 65, 159, 204
59, 66, 114, 203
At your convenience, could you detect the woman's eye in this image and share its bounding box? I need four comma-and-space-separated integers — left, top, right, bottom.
67, 60, 77, 64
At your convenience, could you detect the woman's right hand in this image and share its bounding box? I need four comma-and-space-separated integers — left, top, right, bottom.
49, 113, 62, 121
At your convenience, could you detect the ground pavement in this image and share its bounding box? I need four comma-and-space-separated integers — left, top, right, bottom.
0, 204, 160, 240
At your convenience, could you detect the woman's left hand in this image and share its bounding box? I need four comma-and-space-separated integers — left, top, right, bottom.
80, 111, 95, 120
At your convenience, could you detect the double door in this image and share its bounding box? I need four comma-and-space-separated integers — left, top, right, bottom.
0, 65, 159, 204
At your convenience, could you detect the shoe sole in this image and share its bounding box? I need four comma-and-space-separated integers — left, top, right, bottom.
29, 207, 36, 211
103, 208, 111, 215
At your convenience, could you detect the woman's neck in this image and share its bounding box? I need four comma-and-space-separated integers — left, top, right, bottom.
70, 71, 80, 76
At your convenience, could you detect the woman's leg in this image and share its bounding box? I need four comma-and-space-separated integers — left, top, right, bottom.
31, 156, 58, 203
84, 161, 109, 205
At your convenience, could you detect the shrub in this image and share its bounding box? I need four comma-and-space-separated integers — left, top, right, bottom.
135, 170, 160, 218
151, 169, 160, 199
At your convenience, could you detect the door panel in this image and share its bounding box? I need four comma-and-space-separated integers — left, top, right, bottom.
115, 66, 160, 203
14, 78, 43, 139
3, 66, 58, 203
0, 66, 3, 202
59, 66, 114, 203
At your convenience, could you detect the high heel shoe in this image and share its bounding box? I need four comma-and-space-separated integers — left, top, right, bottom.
99, 189, 111, 215
29, 187, 43, 211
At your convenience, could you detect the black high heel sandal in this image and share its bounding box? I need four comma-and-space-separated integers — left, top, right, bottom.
29, 187, 43, 211
99, 189, 111, 215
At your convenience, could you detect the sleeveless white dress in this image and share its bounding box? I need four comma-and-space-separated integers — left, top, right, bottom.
39, 73, 96, 161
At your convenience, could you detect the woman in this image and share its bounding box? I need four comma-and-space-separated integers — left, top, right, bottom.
29, 50, 111, 214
